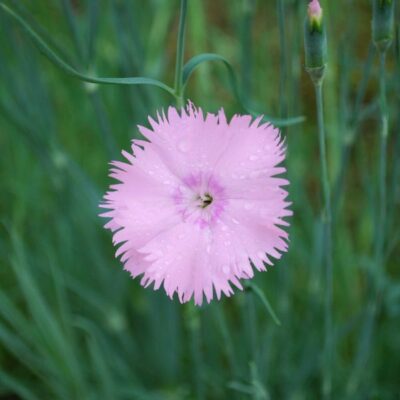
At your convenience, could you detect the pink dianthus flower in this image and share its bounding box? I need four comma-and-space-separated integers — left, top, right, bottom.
100, 103, 292, 305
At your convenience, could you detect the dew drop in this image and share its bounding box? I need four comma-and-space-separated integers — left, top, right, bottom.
155, 250, 164, 257
250, 171, 260, 179
244, 202, 254, 210
178, 140, 191, 153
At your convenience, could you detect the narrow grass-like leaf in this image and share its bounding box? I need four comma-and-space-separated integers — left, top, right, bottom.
0, 3, 175, 95
245, 282, 281, 326
74, 317, 116, 399
182, 53, 305, 127
0, 321, 44, 377
0, 370, 40, 400
9, 231, 88, 398
227, 381, 254, 395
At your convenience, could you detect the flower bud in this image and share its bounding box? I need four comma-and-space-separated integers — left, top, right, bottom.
304, 0, 327, 85
308, 0, 323, 29
372, 0, 395, 53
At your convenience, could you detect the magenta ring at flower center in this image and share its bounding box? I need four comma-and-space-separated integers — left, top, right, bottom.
172, 173, 227, 228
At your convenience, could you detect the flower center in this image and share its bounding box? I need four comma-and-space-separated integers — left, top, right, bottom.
172, 173, 226, 228
198, 193, 213, 209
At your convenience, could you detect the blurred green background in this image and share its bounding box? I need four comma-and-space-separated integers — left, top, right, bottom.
0, 0, 399, 399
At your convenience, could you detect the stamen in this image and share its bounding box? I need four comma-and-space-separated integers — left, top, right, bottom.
199, 193, 213, 208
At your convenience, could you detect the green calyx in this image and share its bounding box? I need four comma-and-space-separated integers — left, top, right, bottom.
304, 17, 327, 74
372, 0, 394, 52
309, 14, 323, 33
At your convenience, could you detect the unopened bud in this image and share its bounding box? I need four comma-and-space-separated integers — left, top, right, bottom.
304, 0, 327, 85
308, 0, 323, 29
372, 0, 394, 53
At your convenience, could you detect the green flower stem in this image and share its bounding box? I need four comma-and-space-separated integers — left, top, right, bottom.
314, 82, 333, 399
347, 48, 390, 396
174, 0, 188, 108
375, 51, 388, 270
277, 0, 288, 131
240, 0, 255, 101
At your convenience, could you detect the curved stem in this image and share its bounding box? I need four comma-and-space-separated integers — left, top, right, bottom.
0, 3, 175, 95
314, 82, 333, 399
174, 0, 188, 108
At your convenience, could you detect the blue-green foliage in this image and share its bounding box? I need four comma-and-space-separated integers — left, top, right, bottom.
0, 1, 399, 399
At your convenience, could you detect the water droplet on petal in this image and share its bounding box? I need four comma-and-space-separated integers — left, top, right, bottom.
155, 250, 164, 257
178, 140, 191, 153
250, 171, 260, 179
244, 202, 254, 210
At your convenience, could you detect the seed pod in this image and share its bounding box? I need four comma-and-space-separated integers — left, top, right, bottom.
372, 0, 395, 53
304, 0, 327, 85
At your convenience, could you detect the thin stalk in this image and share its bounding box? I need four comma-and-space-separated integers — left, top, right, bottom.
347, 49, 389, 395
60, 0, 86, 64
88, 92, 118, 159
332, 45, 375, 218
375, 52, 388, 270
0, 3, 175, 94
59, 1, 118, 158
240, 0, 254, 102
174, 0, 188, 108
277, 0, 288, 133
314, 82, 333, 399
